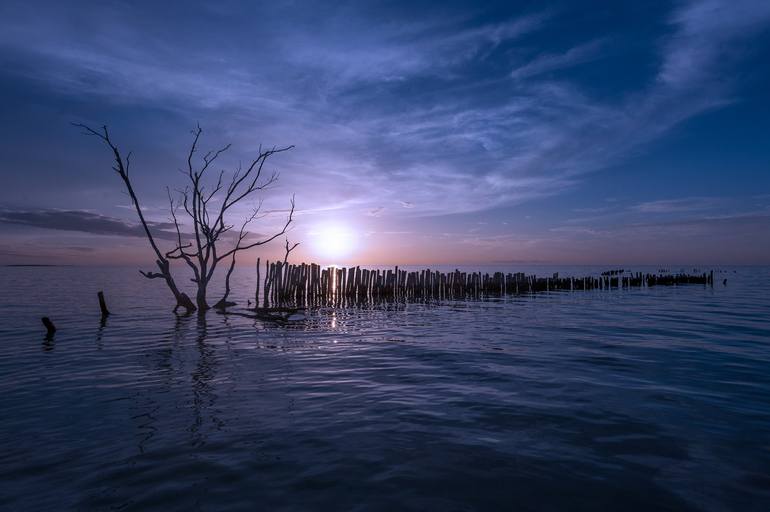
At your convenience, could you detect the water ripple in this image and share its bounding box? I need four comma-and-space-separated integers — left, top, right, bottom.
1, 266, 769, 510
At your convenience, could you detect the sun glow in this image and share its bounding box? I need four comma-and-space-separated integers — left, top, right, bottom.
311, 223, 357, 261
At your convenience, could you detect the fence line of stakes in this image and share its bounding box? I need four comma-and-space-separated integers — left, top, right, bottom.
40, 265, 715, 333
255, 258, 715, 309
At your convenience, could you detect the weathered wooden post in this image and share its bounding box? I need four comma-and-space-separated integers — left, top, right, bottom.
263, 260, 271, 308
97, 291, 110, 317
42, 317, 56, 337
255, 257, 261, 307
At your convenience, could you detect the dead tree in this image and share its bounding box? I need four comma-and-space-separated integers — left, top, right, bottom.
165, 126, 295, 311
77, 123, 295, 312
74, 123, 196, 313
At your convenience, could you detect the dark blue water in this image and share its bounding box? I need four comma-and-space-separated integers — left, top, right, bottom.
1, 265, 769, 511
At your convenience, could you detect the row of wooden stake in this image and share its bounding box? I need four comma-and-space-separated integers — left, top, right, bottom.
255, 258, 714, 308
39, 269, 715, 336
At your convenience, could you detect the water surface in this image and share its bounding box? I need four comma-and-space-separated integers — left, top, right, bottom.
1, 265, 769, 510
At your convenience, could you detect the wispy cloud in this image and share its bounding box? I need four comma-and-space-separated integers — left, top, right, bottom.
632, 197, 723, 214
283, 13, 548, 85
659, 0, 770, 88
0, 0, 768, 254
510, 39, 605, 80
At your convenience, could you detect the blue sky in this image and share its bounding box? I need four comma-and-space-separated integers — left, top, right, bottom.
1, 0, 769, 265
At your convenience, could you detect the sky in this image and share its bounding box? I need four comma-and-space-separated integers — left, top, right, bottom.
1, 0, 769, 267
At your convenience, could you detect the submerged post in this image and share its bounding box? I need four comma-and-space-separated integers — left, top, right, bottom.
255, 257, 261, 307
41, 317, 56, 336
97, 291, 110, 317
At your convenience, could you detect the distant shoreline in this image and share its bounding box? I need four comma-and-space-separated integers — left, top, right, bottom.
1, 264, 72, 267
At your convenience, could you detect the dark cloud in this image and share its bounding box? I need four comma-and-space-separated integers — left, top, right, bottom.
0, 208, 178, 240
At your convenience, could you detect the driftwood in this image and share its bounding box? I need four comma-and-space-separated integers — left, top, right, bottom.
248, 306, 304, 313
212, 299, 237, 310
216, 307, 305, 324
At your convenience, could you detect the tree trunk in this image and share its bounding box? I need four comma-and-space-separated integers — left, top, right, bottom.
196, 281, 210, 311
177, 293, 196, 312
155, 259, 196, 312
213, 256, 237, 310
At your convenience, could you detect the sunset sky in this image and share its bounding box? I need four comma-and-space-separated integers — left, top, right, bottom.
1, 0, 769, 266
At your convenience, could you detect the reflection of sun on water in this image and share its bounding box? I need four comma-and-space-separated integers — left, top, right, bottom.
311, 224, 357, 261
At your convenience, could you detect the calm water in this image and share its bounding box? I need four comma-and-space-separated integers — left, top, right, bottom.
1, 265, 769, 511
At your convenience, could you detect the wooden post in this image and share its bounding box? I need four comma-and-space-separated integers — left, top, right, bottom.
263, 260, 271, 308
255, 257, 261, 306
97, 291, 110, 317
42, 317, 56, 336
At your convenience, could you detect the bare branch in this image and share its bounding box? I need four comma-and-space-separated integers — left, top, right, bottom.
78, 121, 295, 312
283, 237, 300, 265
139, 270, 165, 280
219, 195, 296, 259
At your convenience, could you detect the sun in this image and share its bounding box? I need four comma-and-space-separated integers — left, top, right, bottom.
311, 223, 357, 261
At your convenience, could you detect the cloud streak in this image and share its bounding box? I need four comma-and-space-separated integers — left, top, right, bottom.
0, 0, 769, 264
632, 197, 723, 214
0, 208, 178, 240
510, 40, 605, 80
1, 1, 768, 220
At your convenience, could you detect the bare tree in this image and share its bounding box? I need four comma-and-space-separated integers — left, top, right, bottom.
76, 123, 295, 312
74, 124, 196, 312
283, 237, 300, 265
